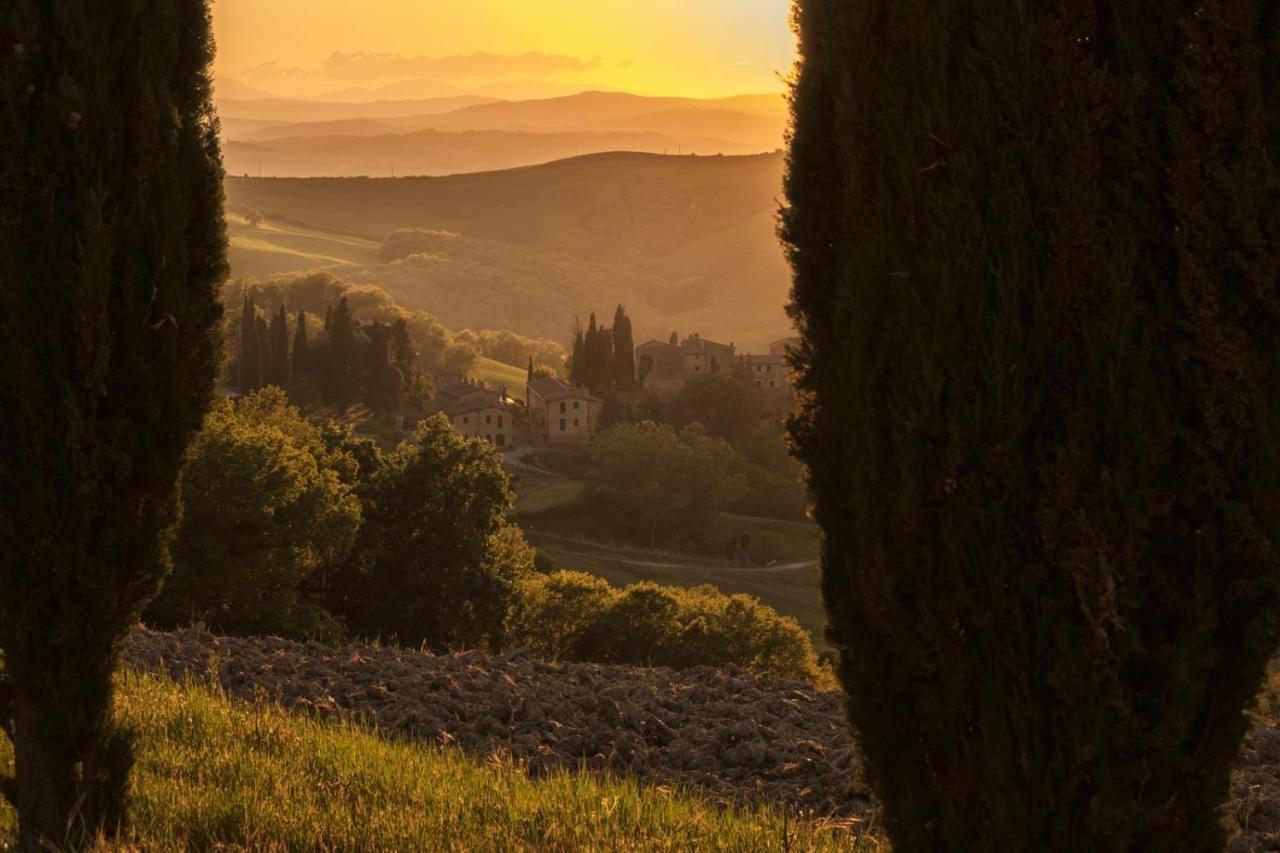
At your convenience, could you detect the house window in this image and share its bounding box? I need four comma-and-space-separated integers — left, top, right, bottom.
462, 416, 469, 425
560, 402, 566, 413
498, 415, 504, 428
574, 419, 580, 427
770, 381, 776, 388
486, 414, 492, 424
559, 419, 566, 431
573, 401, 580, 410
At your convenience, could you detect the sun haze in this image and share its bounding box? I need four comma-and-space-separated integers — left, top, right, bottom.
212, 0, 797, 100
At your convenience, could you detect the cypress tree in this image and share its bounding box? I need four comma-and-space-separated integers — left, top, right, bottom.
784, 3, 1280, 850
238, 295, 261, 394
0, 1, 226, 845
326, 296, 358, 409
611, 304, 635, 385
291, 310, 308, 377
570, 317, 586, 387
256, 314, 273, 390
272, 303, 290, 384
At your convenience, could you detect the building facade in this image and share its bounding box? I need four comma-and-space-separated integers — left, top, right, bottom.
527, 375, 603, 448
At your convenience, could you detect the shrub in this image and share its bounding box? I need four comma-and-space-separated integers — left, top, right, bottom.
145, 391, 360, 641
584, 422, 746, 546
509, 572, 825, 685
784, 2, 1280, 849
379, 228, 459, 263
335, 415, 532, 651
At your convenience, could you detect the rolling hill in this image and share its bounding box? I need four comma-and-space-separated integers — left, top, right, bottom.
223, 128, 758, 179
224, 152, 793, 349
218, 91, 788, 178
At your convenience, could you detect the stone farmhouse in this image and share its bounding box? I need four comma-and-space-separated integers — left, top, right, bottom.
635, 333, 737, 397
526, 375, 602, 448
442, 387, 520, 450
738, 337, 800, 415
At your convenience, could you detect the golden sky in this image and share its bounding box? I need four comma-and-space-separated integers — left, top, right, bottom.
212, 0, 797, 100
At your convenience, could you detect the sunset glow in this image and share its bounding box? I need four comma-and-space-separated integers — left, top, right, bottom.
212, 0, 797, 100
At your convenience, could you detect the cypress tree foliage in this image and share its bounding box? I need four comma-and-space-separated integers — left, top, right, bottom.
270, 303, 289, 385
255, 315, 273, 390
0, 1, 226, 846
291, 310, 309, 377
263, 304, 287, 387
323, 296, 358, 409
238, 295, 261, 394
569, 318, 586, 387
784, 2, 1280, 850
611, 304, 635, 385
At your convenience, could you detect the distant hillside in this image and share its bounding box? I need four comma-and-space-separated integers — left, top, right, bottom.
224, 152, 792, 349
223, 129, 757, 179
218, 91, 788, 177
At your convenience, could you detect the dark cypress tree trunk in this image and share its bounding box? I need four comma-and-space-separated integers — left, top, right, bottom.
784, 1, 1280, 850
0, 1, 225, 846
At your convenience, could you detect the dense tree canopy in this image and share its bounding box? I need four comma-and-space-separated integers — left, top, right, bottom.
146, 391, 360, 641
585, 421, 745, 546
0, 0, 226, 844
335, 415, 533, 650
784, 1, 1280, 850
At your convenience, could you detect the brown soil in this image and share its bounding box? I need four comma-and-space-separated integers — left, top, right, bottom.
122, 628, 1280, 848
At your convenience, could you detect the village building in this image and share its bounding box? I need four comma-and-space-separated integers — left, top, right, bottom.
443, 388, 519, 449
739, 336, 800, 415
635, 333, 737, 397
526, 375, 603, 448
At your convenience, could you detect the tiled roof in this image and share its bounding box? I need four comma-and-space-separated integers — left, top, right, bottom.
528, 375, 600, 404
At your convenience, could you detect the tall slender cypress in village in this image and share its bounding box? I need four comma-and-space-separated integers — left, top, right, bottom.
0, 1, 226, 847
268, 303, 289, 386
784, 2, 1280, 850
238, 295, 261, 394
291, 310, 309, 377
611, 304, 635, 385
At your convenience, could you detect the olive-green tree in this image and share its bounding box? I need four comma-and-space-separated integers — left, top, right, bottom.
336, 415, 532, 651
784, 2, 1280, 850
0, 1, 225, 845
145, 392, 360, 641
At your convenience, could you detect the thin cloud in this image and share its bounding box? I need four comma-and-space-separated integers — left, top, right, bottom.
243, 60, 312, 81
322, 51, 603, 82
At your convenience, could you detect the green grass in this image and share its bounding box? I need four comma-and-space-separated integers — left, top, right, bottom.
0, 671, 872, 851
509, 467, 827, 647
510, 469, 588, 514
475, 357, 531, 403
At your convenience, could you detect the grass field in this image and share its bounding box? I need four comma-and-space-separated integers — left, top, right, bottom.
509, 467, 827, 646
226, 211, 380, 277
476, 357, 531, 403
0, 671, 871, 851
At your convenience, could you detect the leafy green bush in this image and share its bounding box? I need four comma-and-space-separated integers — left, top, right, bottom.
333, 415, 534, 651
146, 390, 360, 641
509, 572, 826, 685
584, 421, 746, 546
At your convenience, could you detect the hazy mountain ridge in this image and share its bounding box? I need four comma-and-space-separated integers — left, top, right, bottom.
217, 90, 788, 178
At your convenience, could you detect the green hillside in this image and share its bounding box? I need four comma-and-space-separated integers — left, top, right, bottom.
0, 671, 868, 851
224, 152, 793, 349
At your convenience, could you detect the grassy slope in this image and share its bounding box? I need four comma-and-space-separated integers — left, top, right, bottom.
0, 672, 868, 851
223, 152, 792, 349
475, 357, 531, 403
511, 469, 827, 646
